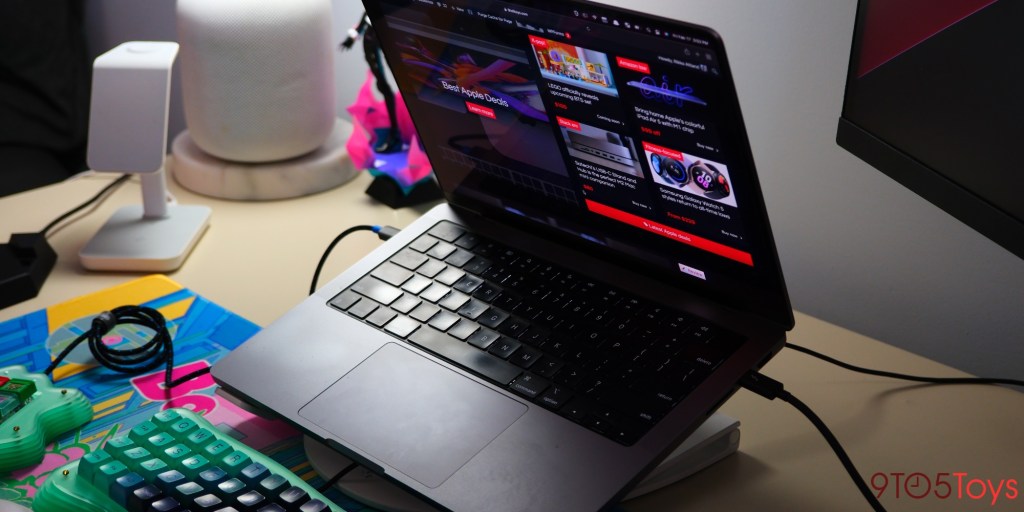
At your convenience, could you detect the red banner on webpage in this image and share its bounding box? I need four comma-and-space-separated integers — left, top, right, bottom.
642, 141, 684, 160
556, 116, 581, 130
529, 35, 548, 48
466, 101, 496, 119
585, 199, 754, 266
616, 56, 651, 74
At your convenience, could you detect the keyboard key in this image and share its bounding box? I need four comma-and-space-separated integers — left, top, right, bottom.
277, 486, 311, 508
428, 310, 460, 331
452, 275, 484, 294
463, 256, 491, 275
419, 283, 450, 303
438, 291, 470, 311
300, 499, 332, 511
351, 277, 403, 306
466, 329, 501, 350
409, 327, 522, 384
400, 275, 433, 295
510, 373, 549, 399
435, 266, 465, 286
371, 262, 414, 287
415, 259, 447, 278
509, 345, 543, 369
447, 320, 479, 341
445, 248, 475, 267
128, 484, 164, 511
427, 242, 457, 260
472, 283, 502, 302
111, 472, 146, 506
428, 222, 464, 242
366, 308, 397, 327
239, 462, 270, 486
537, 386, 573, 410
409, 302, 440, 323
346, 298, 377, 320
477, 308, 509, 329
408, 235, 438, 253
457, 298, 489, 320
453, 232, 481, 250
391, 249, 428, 270
384, 315, 421, 339
237, 490, 269, 508
487, 338, 521, 359
390, 294, 422, 314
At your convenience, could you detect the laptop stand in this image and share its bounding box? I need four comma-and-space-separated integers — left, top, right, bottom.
304, 413, 740, 511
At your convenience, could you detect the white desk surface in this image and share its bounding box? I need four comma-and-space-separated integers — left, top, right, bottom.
2, 172, 1021, 511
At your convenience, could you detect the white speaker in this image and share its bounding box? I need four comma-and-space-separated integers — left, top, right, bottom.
172, 0, 357, 200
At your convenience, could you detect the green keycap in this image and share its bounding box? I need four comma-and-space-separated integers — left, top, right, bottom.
93, 460, 129, 493
137, 457, 169, 480
120, 446, 152, 470
180, 454, 211, 479
152, 408, 181, 426
204, 439, 232, 458
221, 450, 251, 474
163, 443, 192, 463
78, 449, 113, 484
130, 421, 159, 443
106, 434, 136, 452
169, 418, 198, 439
186, 428, 216, 450
145, 432, 176, 451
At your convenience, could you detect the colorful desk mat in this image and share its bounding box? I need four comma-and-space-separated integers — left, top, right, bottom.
0, 275, 372, 510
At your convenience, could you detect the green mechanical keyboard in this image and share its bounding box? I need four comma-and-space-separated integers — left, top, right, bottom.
35, 408, 345, 512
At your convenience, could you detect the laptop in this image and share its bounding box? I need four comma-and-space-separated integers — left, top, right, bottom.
212, 0, 794, 510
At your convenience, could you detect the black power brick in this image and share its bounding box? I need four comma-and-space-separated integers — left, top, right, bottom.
0, 233, 57, 309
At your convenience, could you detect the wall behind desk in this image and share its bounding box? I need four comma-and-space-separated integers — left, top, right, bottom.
84, 0, 1024, 379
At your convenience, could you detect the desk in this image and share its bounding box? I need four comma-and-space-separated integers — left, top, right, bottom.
2, 173, 1022, 511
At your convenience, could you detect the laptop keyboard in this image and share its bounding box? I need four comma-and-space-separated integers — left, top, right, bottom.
329, 221, 742, 446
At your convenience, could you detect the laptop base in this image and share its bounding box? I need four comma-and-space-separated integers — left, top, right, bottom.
304, 413, 740, 511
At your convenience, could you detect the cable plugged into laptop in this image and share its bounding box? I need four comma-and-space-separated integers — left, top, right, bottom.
310, 224, 402, 295
739, 371, 887, 512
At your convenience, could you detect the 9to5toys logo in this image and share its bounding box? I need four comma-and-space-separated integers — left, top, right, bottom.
872, 472, 1018, 506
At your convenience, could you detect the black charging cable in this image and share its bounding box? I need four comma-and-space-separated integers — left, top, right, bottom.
317, 461, 360, 493
43, 305, 209, 389
309, 224, 401, 295
41, 174, 131, 237
742, 343, 1023, 511
785, 342, 1024, 387
740, 371, 887, 512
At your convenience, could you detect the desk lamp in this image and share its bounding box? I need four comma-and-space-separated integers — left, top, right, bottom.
79, 42, 210, 272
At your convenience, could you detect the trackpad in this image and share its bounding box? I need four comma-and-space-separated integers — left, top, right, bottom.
299, 343, 527, 489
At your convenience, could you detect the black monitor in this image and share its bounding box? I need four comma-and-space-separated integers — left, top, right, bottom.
837, 0, 1024, 260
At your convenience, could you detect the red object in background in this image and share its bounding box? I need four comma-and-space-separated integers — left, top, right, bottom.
857, 0, 997, 77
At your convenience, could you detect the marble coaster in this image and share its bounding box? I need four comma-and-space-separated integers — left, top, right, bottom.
171, 118, 358, 200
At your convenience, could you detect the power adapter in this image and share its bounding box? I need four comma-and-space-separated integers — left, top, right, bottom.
0, 233, 56, 309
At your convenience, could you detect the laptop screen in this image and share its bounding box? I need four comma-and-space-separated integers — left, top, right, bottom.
364, 0, 792, 327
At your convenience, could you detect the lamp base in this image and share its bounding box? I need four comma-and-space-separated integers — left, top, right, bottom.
171, 118, 358, 201
79, 204, 210, 272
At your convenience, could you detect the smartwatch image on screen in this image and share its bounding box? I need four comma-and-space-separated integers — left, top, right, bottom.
651, 153, 689, 185
689, 161, 731, 200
